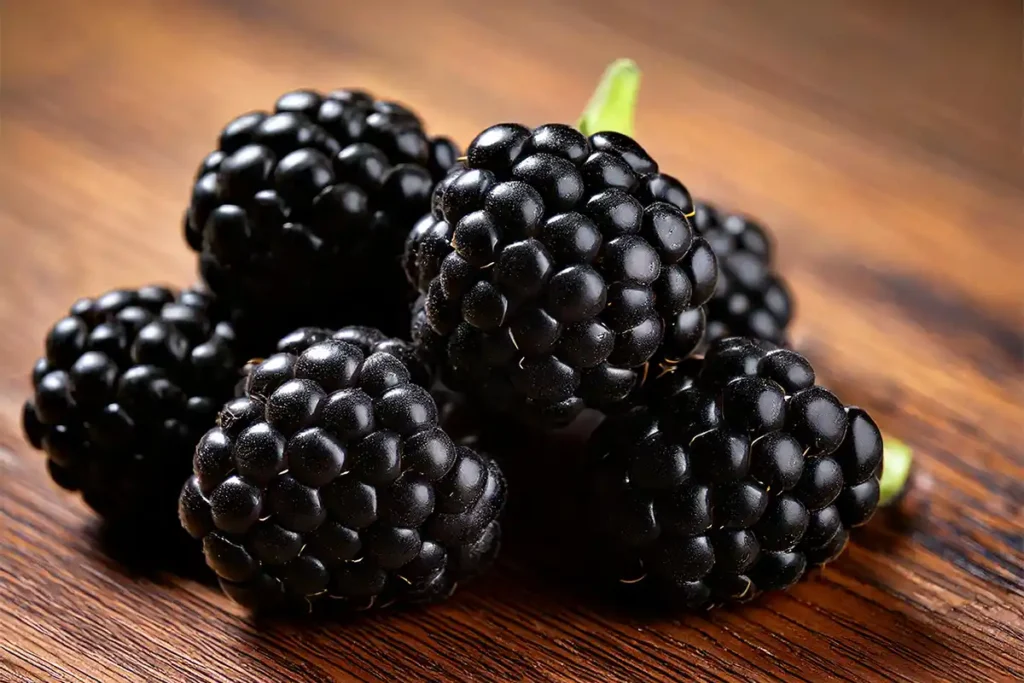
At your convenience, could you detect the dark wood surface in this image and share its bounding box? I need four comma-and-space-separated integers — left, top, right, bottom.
2, 1, 1022, 681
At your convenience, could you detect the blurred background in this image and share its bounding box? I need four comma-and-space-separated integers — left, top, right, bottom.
2, 0, 1019, 415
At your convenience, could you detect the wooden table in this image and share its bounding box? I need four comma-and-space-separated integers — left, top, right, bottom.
3, 1, 1022, 681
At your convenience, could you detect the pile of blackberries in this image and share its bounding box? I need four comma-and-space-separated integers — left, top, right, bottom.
21, 69, 892, 615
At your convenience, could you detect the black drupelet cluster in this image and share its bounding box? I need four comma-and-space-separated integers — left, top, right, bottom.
405, 124, 718, 426
21, 286, 238, 527
22, 66, 896, 616
585, 337, 883, 607
178, 326, 506, 611
186, 89, 460, 349
692, 201, 793, 348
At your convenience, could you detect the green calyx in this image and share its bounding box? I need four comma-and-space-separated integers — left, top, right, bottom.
879, 437, 914, 507
577, 58, 642, 137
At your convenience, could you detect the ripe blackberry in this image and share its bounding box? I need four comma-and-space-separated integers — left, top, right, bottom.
185, 89, 460, 348
585, 337, 883, 608
404, 124, 717, 427
179, 326, 506, 612
21, 286, 238, 527
692, 201, 793, 347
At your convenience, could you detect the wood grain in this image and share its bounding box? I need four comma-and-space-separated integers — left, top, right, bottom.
2, 0, 1022, 681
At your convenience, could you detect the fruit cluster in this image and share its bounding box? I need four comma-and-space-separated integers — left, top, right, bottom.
21, 60, 903, 615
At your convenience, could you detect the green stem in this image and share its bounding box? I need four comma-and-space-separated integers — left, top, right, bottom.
577, 59, 642, 137
879, 437, 914, 507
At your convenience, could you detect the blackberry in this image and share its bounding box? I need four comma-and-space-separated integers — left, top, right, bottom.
585, 337, 883, 608
693, 201, 793, 347
185, 89, 459, 349
178, 326, 506, 612
21, 286, 238, 527
405, 125, 717, 427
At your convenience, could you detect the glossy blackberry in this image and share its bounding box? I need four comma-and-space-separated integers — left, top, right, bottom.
21, 286, 238, 527
585, 337, 883, 608
404, 124, 718, 427
692, 201, 793, 347
186, 89, 460, 349
179, 326, 506, 612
